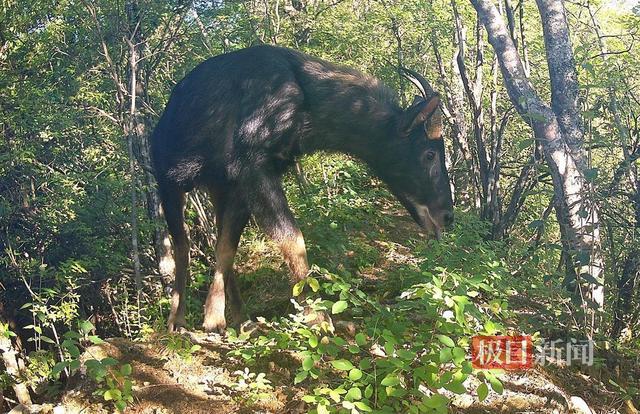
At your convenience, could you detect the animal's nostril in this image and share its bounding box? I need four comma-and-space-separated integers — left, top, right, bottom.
443, 212, 455, 228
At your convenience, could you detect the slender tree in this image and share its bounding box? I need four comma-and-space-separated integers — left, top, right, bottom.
470, 0, 605, 333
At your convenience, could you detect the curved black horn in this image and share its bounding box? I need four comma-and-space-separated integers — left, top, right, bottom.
399, 67, 435, 99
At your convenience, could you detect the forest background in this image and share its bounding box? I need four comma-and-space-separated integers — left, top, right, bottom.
1, 0, 640, 412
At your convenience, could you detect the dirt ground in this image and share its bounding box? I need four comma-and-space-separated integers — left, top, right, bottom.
37, 329, 635, 414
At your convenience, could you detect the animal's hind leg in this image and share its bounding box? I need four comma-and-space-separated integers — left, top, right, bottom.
158, 182, 190, 332
203, 188, 250, 333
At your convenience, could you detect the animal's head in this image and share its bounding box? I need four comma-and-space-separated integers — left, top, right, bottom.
377, 69, 454, 239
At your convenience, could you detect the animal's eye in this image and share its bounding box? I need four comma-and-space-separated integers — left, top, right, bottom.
425, 150, 436, 161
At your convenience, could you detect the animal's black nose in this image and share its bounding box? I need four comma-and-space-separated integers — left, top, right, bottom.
443, 212, 455, 229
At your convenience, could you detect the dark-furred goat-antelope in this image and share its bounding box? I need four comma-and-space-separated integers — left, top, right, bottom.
151, 45, 454, 332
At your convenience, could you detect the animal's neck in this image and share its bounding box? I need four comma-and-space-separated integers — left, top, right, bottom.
301, 95, 399, 167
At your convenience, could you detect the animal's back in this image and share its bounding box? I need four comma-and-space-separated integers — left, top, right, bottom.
151, 45, 308, 190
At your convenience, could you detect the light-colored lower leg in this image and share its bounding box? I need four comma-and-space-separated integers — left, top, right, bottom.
280, 230, 309, 282
280, 230, 332, 329
168, 240, 189, 331
203, 241, 235, 332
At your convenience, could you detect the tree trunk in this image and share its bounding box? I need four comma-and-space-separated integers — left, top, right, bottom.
431, 28, 474, 207
470, 0, 605, 334
125, 1, 175, 283
535, 0, 604, 315
0, 335, 31, 406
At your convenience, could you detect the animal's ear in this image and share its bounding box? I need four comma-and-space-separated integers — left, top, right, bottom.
400, 94, 441, 135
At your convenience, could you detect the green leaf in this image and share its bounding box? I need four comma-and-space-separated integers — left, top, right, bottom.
364, 384, 373, 398
437, 334, 455, 347
580, 272, 604, 286
51, 361, 68, 377
79, 320, 94, 334
120, 364, 132, 376
446, 380, 466, 394
477, 382, 489, 401
102, 357, 119, 366
396, 349, 416, 360
333, 337, 347, 346
317, 403, 329, 414
302, 395, 318, 403
354, 401, 373, 412
517, 138, 534, 150
330, 359, 354, 370
348, 368, 363, 381
66, 344, 81, 359
345, 386, 362, 401
359, 358, 372, 370
484, 320, 498, 334
332, 300, 348, 314
115, 400, 127, 412
488, 375, 504, 394
40, 335, 56, 344
308, 277, 320, 292
104, 389, 121, 401
294, 370, 308, 384
439, 347, 453, 363
355, 333, 367, 346
308, 335, 319, 348
302, 356, 314, 371
424, 393, 449, 408
528, 220, 544, 230
88, 335, 105, 345
576, 250, 590, 265
582, 61, 596, 76
69, 359, 81, 371
380, 374, 400, 386
584, 167, 599, 182
292, 280, 305, 297
452, 347, 466, 364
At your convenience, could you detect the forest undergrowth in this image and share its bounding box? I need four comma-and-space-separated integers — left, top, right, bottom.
4, 155, 638, 414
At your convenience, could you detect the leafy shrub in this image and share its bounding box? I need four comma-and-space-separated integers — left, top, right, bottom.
228, 216, 511, 413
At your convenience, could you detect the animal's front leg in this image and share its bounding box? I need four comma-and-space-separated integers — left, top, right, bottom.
242, 170, 334, 330
243, 171, 310, 283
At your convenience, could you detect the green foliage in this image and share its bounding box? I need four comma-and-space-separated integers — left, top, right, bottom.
47, 320, 134, 412
229, 217, 509, 413
231, 368, 275, 406
160, 333, 202, 361
85, 359, 134, 412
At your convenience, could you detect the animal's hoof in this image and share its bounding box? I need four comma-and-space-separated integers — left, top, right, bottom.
167, 316, 187, 332
203, 316, 227, 334
230, 310, 251, 328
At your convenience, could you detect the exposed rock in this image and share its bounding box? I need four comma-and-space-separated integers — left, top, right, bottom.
569, 396, 593, 414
